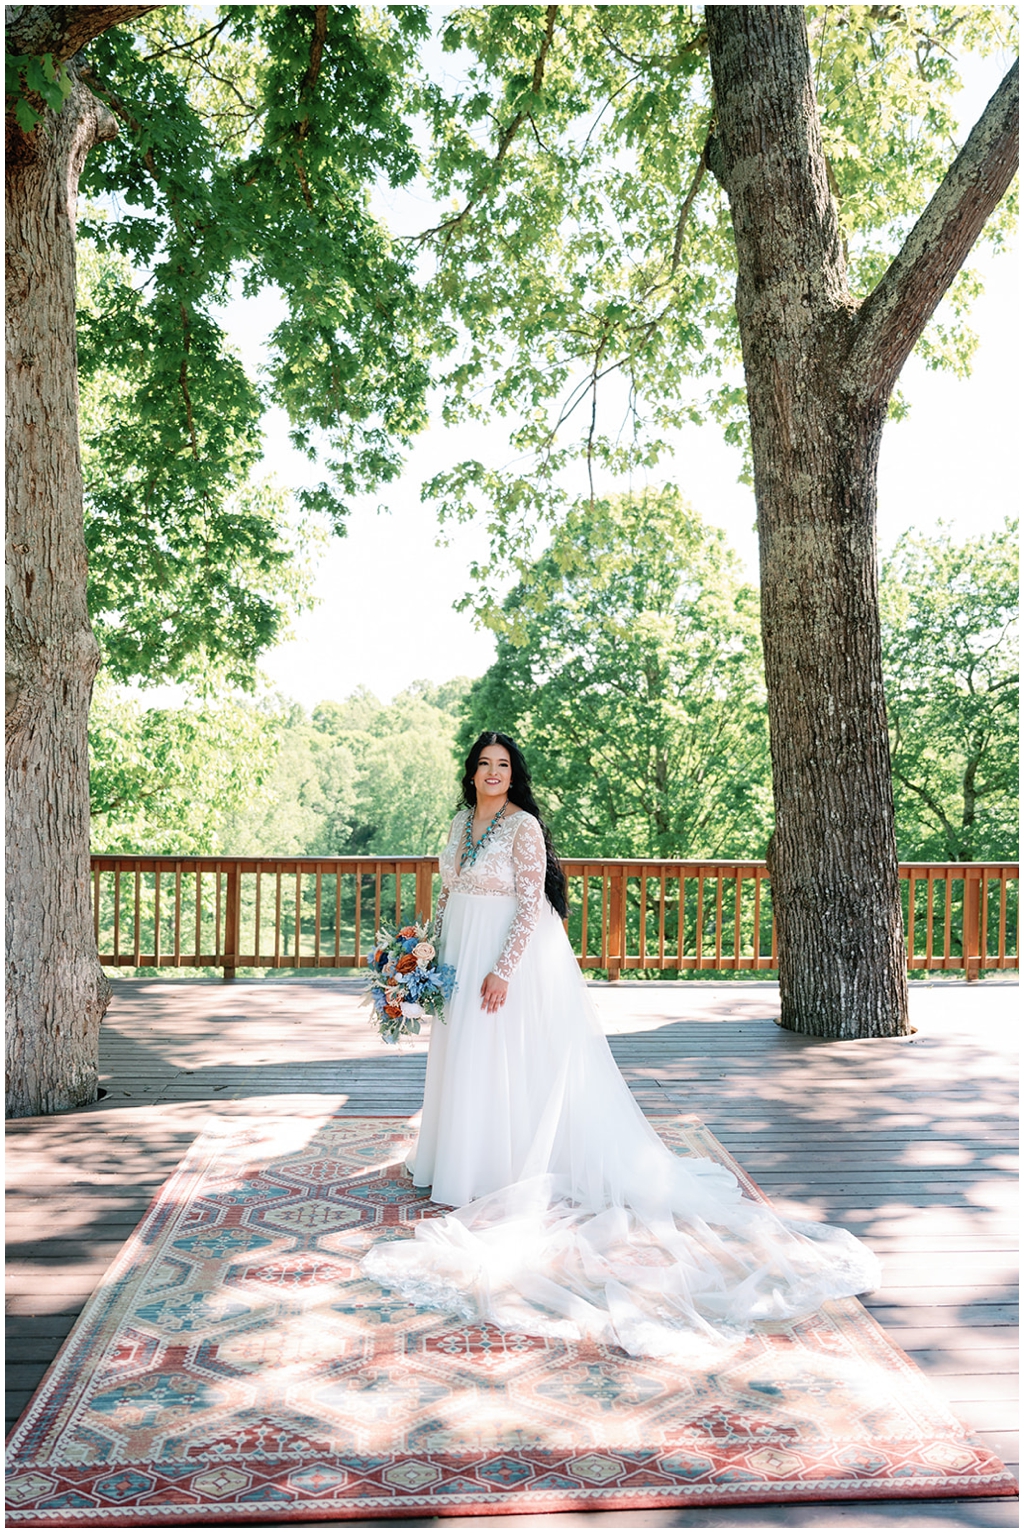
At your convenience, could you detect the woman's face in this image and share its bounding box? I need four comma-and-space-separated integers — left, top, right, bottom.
473, 745, 513, 802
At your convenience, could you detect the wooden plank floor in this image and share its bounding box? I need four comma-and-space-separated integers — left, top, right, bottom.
6, 976, 1018, 1529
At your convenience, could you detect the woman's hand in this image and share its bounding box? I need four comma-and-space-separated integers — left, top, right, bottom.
480, 972, 508, 1014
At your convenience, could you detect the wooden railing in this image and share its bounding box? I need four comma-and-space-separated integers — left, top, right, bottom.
90, 855, 1018, 981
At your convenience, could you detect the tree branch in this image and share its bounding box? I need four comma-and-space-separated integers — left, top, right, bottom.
140, 15, 229, 65
670, 137, 709, 275
892, 766, 959, 846
595, 18, 706, 72
412, 4, 558, 248
292, 5, 328, 211
300, 5, 328, 99
5, 5, 159, 62
179, 304, 198, 459
845, 59, 1018, 406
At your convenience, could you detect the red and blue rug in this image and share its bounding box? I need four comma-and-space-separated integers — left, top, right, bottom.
6, 1113, 1015, 1524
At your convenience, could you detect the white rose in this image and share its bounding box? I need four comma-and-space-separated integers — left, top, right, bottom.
400, 1001, 425, 1018
412, 941, 435, 963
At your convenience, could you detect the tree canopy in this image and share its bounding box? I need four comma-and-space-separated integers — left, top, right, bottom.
62, 5, 435, 688
311, 679, 471, 855
12, 4, 1016, 685
53, 5, 1019, 665
882, 518, 1018, 862
88, 679, 471, 862
88, 683, 278, 854
76, 238, 321, 687
459, 488, 771, 857
411, 4, 1017, 615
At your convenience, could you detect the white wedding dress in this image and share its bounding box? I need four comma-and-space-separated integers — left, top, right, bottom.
361, 809, 880, 1363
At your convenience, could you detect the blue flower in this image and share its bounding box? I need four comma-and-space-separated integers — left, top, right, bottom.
402, 937, 417, 953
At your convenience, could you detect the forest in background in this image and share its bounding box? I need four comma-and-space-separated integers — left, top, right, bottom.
90, 508, 1018, 868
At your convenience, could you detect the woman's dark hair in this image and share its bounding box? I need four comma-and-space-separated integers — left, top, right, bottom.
460, 732, 569, 919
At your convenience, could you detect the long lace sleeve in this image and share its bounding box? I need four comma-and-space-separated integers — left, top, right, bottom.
493, 815, 547, 981
432, 814, 462, 939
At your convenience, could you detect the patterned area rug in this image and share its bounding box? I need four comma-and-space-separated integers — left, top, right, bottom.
6, 1113, 1015, 1525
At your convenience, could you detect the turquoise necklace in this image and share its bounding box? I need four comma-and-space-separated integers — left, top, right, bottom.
461, 799, 509, 869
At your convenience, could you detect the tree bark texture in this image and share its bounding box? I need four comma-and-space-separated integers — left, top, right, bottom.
707, 5, 908, 1038
5, 66, 118, 1116
6, 6, 158, 62
705, 8, 1017, 1039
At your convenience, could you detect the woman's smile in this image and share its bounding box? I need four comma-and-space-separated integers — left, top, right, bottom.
474, 749, 513, 802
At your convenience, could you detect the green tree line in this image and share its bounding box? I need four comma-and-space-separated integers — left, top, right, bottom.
90, 679, 472, 859
90, 510, 1018, 866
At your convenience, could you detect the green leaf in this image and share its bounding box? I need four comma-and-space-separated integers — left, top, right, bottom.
13, 93, 40, 132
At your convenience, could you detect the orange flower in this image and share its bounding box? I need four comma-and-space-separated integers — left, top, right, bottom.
384, 1002, 402, 1019
398, 925, 417, 938
395, 953, 417, 974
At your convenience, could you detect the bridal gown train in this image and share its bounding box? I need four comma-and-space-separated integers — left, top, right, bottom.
361, 809, 880, 1363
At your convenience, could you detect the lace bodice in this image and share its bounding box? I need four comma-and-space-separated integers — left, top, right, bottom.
436, 808, 547, 980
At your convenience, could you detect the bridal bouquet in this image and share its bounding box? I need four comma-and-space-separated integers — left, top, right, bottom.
362, 918, 456, 1044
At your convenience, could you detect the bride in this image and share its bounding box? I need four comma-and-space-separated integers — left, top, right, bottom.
361, 732, 880, 1362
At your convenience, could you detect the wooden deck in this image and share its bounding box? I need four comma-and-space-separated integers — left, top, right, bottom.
6, 976, 1018, 1529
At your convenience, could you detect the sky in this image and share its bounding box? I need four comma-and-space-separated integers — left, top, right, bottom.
213, 34, 1018, 714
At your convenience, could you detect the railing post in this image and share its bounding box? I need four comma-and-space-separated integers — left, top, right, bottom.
416, 859, 434, 925
963, 871, 982, 982
607, 869, 625, 982
223, 863, 241, 983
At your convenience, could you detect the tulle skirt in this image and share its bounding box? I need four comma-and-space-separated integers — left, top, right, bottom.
361, 891, 880, 1362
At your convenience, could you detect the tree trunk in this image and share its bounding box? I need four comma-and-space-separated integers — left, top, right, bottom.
706, 8, 1016, 1037
706, 7, 909, 1038
5, 66, 117, 1115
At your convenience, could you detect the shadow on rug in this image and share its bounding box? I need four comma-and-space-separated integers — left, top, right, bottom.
6, 1113, 1016, 1525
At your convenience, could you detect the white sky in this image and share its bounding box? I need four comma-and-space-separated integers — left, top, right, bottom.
214, 35, 1019, 713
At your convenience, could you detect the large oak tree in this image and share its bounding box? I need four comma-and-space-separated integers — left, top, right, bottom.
705, 6, 1016, 1035
7, 6, 155, 1118
5, 4, 430, 1116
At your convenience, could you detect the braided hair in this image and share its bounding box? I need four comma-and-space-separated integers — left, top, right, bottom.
460, 732, 569, 919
